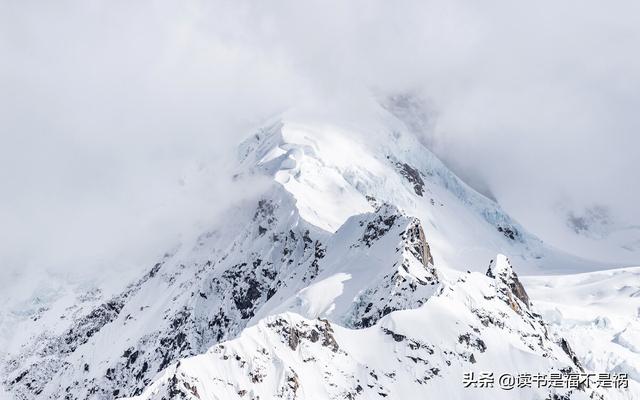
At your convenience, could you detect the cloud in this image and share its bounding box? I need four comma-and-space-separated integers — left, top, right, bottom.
1, 0, 639, 296
403, 1, 640, 260
0, 0, 303, 292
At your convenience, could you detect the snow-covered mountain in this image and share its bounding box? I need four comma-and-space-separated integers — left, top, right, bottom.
2, 101, 637, 399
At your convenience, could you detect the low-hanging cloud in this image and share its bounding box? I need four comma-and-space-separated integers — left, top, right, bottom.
1, 0, 639, 297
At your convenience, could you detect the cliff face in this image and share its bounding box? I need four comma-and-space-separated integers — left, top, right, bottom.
486, 254, 531, 311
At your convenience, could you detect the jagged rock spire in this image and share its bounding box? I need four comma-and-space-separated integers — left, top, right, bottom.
486, 254, 531, 310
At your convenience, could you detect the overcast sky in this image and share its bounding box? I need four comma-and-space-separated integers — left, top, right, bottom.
1, 0, 639, 292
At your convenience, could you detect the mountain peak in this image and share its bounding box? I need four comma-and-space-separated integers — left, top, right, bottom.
3, 102, 627, 400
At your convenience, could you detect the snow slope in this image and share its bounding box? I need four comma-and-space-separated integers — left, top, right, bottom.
524, 267, 640, 387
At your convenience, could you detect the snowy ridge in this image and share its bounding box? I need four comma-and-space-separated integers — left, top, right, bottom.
0, 188, 445, 399
2, 104, 637, 399
255, 203, 439, 329
2, 185, 330, 399
125, 262, 608, 400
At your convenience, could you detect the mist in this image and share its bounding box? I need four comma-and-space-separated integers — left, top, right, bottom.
1, 0, 639, 295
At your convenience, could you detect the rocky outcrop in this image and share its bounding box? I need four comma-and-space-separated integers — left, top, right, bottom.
486, 254, 530, 310
124, 266, 596, 400
346, 205, 439, 328
394, 162, 426, 196
402, 218, 434, 273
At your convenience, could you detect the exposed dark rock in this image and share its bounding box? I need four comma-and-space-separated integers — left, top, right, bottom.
382, 328, 406, 342
395, 162, 425, 196
558, 338, 584, 372
289, 328, 300, 350
458, 333, 487, 353
361, 209, 399, 247
403, 220, 434, 268
497, 225, 520, 241
486, 257, 530, 309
